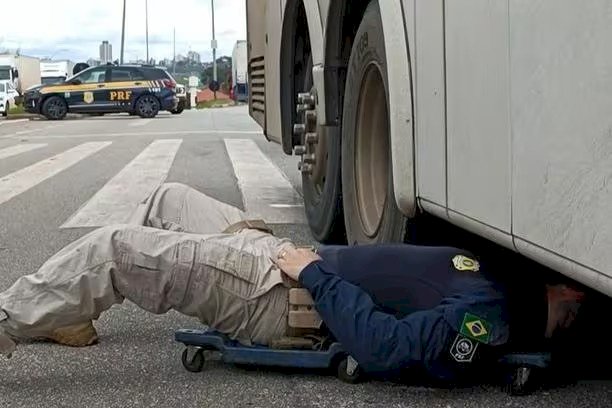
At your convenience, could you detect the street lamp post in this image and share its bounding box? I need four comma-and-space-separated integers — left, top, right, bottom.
211, 0, 217, 99
172, 27, 176, 75
120, 0, 126, 64
145, 0, 149, 63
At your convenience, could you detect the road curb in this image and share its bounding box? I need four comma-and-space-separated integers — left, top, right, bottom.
2, 113, 37, 120
0, 118, 29, 125
0, 113, 87, 122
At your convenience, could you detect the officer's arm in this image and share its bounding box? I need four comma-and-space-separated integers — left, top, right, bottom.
299, 260, 450, 374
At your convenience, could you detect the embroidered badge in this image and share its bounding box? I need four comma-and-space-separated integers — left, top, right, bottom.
450, 334, 478, 363
460, 313, 491, 344
452, 255, 480, 272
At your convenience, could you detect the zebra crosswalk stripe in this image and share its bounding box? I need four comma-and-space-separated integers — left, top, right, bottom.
0, 143, 47, 160
128, 119, 152, 127
224, 139, 305, 223
0, 142, 112, 206
0, 138, 305, 226
61, 139, 183, 228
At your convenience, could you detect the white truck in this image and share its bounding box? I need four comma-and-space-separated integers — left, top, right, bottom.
247, 1, 612, 300
0, 54, 41, 97
40, 60, 75, 85
231, 40, 248, 102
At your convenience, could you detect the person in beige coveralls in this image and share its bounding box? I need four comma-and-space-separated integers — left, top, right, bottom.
0, 183, 311, 357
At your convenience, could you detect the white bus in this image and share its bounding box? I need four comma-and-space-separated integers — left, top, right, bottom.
246, 0, 612, 298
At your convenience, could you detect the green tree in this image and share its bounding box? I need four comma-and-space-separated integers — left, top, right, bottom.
200, 57, 232, 90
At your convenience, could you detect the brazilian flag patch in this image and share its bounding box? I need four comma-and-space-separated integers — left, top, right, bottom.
460, 313, 491, 344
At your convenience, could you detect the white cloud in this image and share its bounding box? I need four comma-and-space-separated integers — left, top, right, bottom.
0, 0, 246, 62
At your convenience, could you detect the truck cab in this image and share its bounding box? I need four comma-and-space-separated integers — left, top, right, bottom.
0, 82, 15, 117
0, 65, 18, 92
0, 55, 41, 97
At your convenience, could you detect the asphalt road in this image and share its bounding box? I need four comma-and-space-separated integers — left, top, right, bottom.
0, 107, 610, 407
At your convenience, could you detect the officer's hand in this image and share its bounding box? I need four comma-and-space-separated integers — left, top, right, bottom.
274, 247, 321, 281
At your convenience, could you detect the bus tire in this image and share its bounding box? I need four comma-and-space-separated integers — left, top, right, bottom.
340, 0, 407, 245
300, 55, 346, 244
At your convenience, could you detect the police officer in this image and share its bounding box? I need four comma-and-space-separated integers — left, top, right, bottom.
0, 183, 584, 386
277, 244, 584, 384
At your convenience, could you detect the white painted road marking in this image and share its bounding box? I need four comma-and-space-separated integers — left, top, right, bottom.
224, 139, 305, 223
269, 204, 304, 208
14, 129, 37, 135
0, 119, 29, 126
0, 142, 111, 206
0, 143, 47, 160
128, 119, 152, 127
17, 130, 263, 139
62, 139, 183, 228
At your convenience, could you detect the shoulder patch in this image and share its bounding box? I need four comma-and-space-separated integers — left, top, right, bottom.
452, 255, 480, 272
450, 334, 478, 363
460, 313, 491, 344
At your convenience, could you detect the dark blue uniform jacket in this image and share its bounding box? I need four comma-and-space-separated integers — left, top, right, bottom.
299, 244, 520, 383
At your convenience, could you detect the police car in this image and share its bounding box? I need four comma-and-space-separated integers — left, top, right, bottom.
23, 64, 179, 120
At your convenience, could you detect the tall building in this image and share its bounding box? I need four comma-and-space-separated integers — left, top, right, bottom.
99, 41, 112, 64
187, 51, 201, 64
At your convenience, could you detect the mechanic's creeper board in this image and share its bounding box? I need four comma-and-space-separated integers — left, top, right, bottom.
174, 328, 551, 395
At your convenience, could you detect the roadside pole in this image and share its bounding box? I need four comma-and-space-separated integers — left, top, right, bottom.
145, 0, 149, 63
120, 0, 126, 64
211, 0, 217, 100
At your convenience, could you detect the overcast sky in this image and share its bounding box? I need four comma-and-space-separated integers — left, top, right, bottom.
1, 0, 246, 62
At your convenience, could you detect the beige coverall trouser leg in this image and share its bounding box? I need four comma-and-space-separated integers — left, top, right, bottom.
0, 183, 294, 356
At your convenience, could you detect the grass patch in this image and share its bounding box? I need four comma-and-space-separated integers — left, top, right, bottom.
196, 99, 234, 109
9, 104, 25, 114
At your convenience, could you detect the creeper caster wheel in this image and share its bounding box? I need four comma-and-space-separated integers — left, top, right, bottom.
181, 346, 205, 373
507, 366, 534, 396
336, 355, 363, 384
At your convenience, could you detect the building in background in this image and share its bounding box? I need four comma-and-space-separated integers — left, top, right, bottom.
99, 41, 112, 64
187, 51, 201, 64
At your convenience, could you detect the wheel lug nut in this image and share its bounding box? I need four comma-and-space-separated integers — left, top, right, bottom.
297, 92, 310, 103
299, 163, 313, 174
305, 133, 318, 144
293, 124, 306, 136
298, 92, 315, 105
303, 154, 316, 164
305, 110, 317, 126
